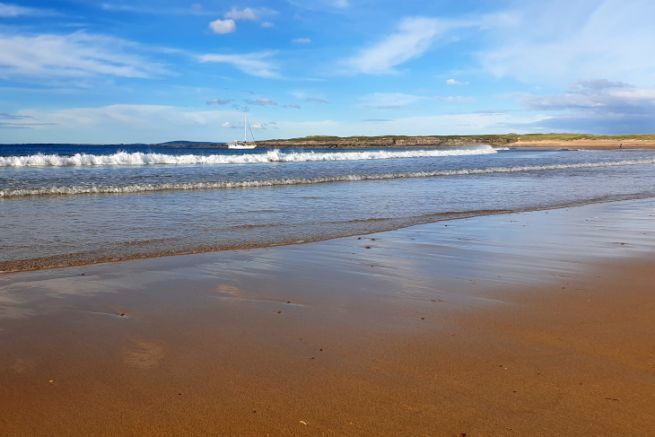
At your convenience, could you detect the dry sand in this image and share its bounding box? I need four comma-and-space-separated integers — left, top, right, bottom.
513, 139, 655, 150
1, 198, 654, 436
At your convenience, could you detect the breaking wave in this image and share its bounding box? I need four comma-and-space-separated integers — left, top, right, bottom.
2, 158, 654, 198
0, 146, 497, 168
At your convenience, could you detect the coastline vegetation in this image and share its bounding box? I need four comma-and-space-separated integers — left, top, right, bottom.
257, 133, 655, 148
262, 133, 655, 143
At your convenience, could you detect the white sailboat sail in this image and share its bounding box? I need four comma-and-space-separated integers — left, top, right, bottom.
228, 113, 257, 150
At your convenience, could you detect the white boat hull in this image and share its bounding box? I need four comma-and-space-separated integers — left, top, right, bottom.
228, 142, 257, 150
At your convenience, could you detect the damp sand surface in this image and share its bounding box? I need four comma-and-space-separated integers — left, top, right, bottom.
1, 198, 655, 435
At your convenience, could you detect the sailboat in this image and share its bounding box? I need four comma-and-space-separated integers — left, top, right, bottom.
227, 113, 257, 150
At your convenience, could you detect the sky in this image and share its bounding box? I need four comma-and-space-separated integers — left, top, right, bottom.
1, 0, 654, 143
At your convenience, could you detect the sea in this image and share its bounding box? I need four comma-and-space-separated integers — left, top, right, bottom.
2, 143, 655, 272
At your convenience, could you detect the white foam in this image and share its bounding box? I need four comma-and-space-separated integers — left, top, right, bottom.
2, 158, 654, 198
0, 146, 497, 168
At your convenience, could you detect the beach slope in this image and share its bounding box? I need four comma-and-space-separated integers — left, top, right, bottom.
1, 199, 654, 435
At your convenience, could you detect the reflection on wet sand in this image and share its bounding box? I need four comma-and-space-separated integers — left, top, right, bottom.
0, 198, 654, 435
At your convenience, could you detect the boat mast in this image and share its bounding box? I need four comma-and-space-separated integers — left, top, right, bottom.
244, 113, 248, 143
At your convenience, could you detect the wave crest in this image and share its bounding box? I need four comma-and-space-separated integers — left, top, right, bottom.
0, 146, 497, 168
2, 158, 654, 198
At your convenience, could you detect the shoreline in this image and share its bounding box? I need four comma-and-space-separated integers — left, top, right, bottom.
1, 198, 654, 434
3, 193, 654, 274
511, 138, 655, 149
259, 139, 655, 150
4, 136, 655, 150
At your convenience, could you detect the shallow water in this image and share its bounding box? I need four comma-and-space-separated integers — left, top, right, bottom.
1, 143, 655, 271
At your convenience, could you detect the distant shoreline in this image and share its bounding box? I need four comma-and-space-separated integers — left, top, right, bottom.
258, 134, 655, 149
2, 134, 655, 149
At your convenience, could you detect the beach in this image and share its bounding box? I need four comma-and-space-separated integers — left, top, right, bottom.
1, 198, 654, 435
512, 139, 655, 150
4, 0, 655, 435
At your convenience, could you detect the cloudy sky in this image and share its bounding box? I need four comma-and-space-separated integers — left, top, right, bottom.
1, 0, 654, 143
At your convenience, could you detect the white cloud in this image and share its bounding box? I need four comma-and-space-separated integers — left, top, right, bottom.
221, 119, 276, 132
0, 32, 166, 79
480, 0, 655, 86
225, 7, 257, 21
273, 112, 546, 138
213, 7, 277, 31
6, 104, 242, 142
0, 2, 52, 17
358, 92, 425, 109
0, 112, 54, 128
343, 17, 451, 74
209, 18, 236, 34
3, 103, 547, 143
446, 78, 467, 86
199, 51, 278, 78
292, 37, 311, 44
522, 80, 655, 133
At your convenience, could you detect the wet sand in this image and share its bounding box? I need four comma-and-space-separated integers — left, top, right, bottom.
1, 198, 655, 435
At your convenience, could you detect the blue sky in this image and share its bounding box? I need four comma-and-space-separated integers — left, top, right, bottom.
1, 0, 654, 143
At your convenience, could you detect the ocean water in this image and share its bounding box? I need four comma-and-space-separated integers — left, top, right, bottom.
1, 143, 655, 272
